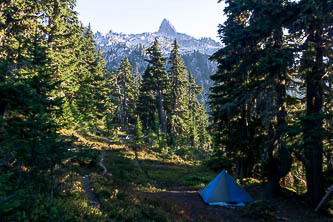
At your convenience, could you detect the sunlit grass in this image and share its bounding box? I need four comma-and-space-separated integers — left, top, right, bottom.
57, 129, 215, 221
55, 171, 108, 221
54, 129, 333, 221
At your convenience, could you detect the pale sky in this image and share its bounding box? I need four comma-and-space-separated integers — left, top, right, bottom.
75, 0, 225, 40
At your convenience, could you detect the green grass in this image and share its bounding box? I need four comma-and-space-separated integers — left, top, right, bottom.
53, 130, 333, 222
55, 130, 218, 221
74, 132, 216, 221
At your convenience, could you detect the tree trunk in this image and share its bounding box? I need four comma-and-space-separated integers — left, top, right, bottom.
158, 90, 167, 134
302, 25, 325, 206
266, 172, 281, 200
265, 24, 291, 199
124, 97, 128, 127
266, 144, 292, 199
50, 167, 54, 201
236, 159, 252, 179
304, 77, 324, 205
236, 104, 253, 179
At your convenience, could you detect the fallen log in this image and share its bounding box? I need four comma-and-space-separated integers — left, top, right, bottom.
315, 185, 333, 212
0, 159, 16, 168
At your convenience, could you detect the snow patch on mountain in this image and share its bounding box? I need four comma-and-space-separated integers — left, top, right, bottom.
95, 19, 221, 56
94, 19, 220, 106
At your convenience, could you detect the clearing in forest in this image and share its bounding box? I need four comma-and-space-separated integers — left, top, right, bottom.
67, 132, 331, 222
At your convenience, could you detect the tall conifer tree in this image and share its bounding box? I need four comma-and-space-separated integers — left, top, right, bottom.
210, 0, 294, 194
168, 40, 190, 141
291, 0, 332, 205
0, 1, 71, 217
116, 56, 138, 127
137, 39, 169, 133
0, 1, 117, 219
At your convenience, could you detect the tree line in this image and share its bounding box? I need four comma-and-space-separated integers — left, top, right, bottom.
0, 0, 211, 219
117, 39, 211, 151
209, 0, 332, 206
0, 0, 115, 219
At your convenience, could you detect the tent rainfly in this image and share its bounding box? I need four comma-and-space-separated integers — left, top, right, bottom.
198, 170, 253, 206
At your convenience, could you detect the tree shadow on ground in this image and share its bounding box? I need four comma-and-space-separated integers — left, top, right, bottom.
103, 147, 216, 190
100, 148, 332, 222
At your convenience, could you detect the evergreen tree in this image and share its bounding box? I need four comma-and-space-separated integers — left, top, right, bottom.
134, 116, 145, 148
0, 1, 71, 218
188, 72, 202, 147
76, 26, 113, 133
116, 56, 139, 128
137, 39, 169, 133
187, 72, 211, 150
290, 0, 332, 205
45, 0, 84, 129
0, 0, 117, 219
137, 64, 157, 129
209, 0, 262, 179
168, 40, 190, 142
210, 0, 294, 194
211, 0, 332, 204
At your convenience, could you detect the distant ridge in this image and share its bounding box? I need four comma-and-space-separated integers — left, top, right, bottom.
95, 18, 221, 56
94, 18, 220, 105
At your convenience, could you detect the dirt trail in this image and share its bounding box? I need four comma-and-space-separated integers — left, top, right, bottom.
81, 175, 102, 209
159, 188, 256, 222
82, 175, 114, 222
158, 187, 331, 222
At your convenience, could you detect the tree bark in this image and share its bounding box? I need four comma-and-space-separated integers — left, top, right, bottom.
236, 104, 254, 179
265, 23, 291, 199
236, 159, 252, 179
50, 167, 54, 201
302, 24, 325, 206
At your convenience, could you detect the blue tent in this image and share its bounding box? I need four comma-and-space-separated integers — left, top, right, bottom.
198, 170, 253, 206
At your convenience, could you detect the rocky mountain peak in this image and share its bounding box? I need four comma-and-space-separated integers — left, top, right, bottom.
157, 18, 177, 36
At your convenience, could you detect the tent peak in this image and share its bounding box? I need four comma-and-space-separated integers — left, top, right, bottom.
198, 169, 253, 206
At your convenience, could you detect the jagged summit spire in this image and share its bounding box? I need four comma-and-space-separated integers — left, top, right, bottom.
157, 18, 177, 36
